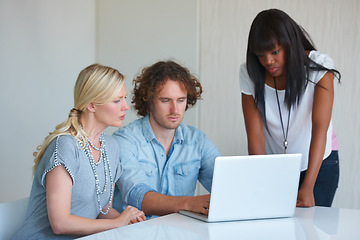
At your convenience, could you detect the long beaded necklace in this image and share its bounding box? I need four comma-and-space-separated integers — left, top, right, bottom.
81, 134, 114, 215
273, 77, 291, 154
87, 137, 102, 166
87, 137, 101, 151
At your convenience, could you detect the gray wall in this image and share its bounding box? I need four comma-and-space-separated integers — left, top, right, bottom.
96, 0, 199, 135
0, 0, 96, 202
0, 0, 198, 202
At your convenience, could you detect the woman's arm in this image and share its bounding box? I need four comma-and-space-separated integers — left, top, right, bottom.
46, 166, 145, 236
296, 72, 334, 207
241, 93, 266, 155
97, 187, 146, 223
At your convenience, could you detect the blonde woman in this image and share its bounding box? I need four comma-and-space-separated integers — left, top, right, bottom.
13, 64, 145, 240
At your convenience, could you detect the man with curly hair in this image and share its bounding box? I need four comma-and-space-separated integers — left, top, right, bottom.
112, 60, 220, 219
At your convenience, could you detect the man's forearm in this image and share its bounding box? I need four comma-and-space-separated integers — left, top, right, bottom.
141, 191, 189, 216
141, 192, 210, 216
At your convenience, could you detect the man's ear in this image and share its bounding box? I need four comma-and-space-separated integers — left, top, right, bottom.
87, 102, 96, 113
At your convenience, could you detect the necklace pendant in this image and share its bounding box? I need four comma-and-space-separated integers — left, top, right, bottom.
284, 141, 288, 154
274, 77, 291, 156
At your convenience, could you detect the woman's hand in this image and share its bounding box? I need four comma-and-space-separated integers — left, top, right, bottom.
117, 205, 146, 226
296, 186, 315, 207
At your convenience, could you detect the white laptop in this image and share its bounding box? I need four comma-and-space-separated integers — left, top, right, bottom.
179, 154, 302, 222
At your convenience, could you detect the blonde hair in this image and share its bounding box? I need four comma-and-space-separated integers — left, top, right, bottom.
33, 64, 125, 174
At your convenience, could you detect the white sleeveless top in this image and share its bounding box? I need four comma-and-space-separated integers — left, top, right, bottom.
239, 51, 334, 171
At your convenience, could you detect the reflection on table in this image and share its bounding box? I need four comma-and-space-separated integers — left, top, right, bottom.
79, 207, 360, 240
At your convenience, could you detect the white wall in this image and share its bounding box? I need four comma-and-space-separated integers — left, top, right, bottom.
199, 0, 360, 209
96, 0, 206, 195
96, 0, 199, 133
0, 0, 96, 202
0, 0, 198, 202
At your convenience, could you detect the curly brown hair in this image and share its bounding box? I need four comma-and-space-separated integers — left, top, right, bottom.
132, 60, 203, 116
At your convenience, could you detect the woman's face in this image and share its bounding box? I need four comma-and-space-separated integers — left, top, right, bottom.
92, 85, 130, 128
256, 44, 286, 79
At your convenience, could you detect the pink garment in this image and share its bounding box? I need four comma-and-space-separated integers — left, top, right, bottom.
332, 126, 339, 150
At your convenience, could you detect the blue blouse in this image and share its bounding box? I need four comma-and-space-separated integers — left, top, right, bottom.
12, 134, 121, 240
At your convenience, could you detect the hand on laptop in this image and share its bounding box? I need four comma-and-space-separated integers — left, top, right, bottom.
181, 194, 211, 216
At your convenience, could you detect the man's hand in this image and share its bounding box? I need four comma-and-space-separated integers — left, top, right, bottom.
180, 194, 210, 215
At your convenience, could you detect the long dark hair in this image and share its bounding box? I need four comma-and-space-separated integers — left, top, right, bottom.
246, 9, 340, 124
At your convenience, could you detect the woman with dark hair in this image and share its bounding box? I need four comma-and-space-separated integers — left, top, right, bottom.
240, 9, 341, 207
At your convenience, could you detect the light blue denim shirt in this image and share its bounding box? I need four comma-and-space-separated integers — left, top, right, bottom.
112, 115, 220, 218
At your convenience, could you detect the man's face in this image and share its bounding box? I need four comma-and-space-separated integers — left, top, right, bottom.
149, 79, 187, 132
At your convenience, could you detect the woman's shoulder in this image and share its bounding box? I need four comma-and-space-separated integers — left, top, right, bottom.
56, 134, 77, 144
239, 63, 248, 74
45, 134, 77, 152
49, 134, 80, 154
239, 62, 254, 95
308, 50, 335, 69
37, 134, 80, 186
103, 134, 120, 152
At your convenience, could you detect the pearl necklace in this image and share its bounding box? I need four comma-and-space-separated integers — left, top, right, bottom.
87, 137, 102, 151
81, 134, 114, 215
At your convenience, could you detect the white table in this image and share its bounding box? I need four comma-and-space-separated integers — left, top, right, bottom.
79, 207, 360, 239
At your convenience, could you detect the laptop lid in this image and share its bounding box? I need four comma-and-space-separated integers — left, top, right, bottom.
180, 154, 301, 222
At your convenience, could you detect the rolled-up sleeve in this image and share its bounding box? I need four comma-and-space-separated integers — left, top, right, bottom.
127, 184, 157, 210
198, 134, 221, 192
113, 130, 156, 210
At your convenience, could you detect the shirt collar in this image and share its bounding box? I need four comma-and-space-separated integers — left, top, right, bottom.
173, 124, 184, 144
142, 114, 184, 144
141, 115, 156, 142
